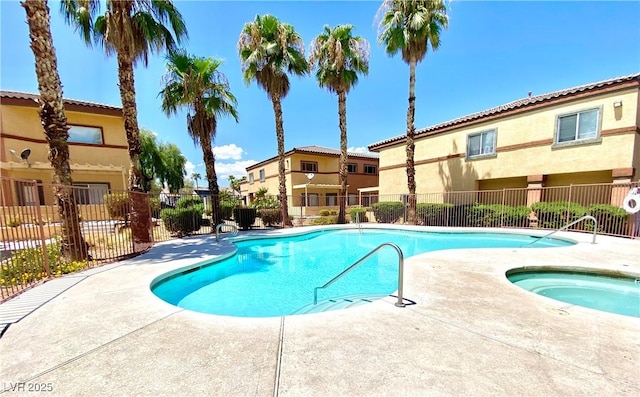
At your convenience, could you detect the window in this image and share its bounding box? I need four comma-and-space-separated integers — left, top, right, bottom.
326, 193, 338, 206
301, 161, 318, 172
364, 165, 377, 175
347, 163, 357, 173
248, 173, 254, 184
15, 180, 45, 206
348, 194, 358, 205
556, 108, 599, 143
259, 169, 265, 182
302, 193, 319, 206
68, 125, 103, 145
73, 183, 109, 204
467, 130, 496, 158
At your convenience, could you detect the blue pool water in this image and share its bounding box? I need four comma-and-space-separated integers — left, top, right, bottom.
152, 228, 573, 317
508, 270, 640, 318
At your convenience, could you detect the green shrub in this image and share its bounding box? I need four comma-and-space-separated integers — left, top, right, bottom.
416, 203, 454, 226
586, 204, 629, 235
234, 208, 257, 230
532, 201, 586, 229
149, 197, 160, 215
467, 204, 531, 227
250, 188, 279, 210
220, 200, 236, 220
371, 201, 404, 223
319, 209, 331, 216
6, 217, 22, 227
160, 197, 204, 236
176, 195, 203, 209
103, 193, 130, 221
311, 216, 338, 225
258, 208, 282, 226
329, 210, 338, 216
349, 207, 367, 223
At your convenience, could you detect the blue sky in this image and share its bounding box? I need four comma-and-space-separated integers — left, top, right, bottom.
1, 1, 639, 187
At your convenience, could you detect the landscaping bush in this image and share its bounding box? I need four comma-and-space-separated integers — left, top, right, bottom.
466, 204, 531, 227
6, 217, 22, 227
219, 191, 241, 220
0, 238, 89, 287
371, 201, 404, 223
160, 196, 204, 236
416, 203, 454, 226
311, 216, 338, 225
349, 207, 368, 223
531, 201, 586, 229
233, 208, 257, 230
586, 204, 629, 235
258, 208, 282, 226
104, 193, 130, 221
250, 187, 279, 210
319, 209, 331, 216
447, 204, 475, 227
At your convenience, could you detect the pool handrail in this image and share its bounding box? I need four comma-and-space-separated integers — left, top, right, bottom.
525, 215, 598, 246
313, 242, 406, 308
215, 223, 238, 242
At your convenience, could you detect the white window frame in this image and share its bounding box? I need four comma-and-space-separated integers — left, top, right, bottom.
259, 169, 265, 182
466, 129, 496, 159
554, 107, 602, 146
347, 163, 357, 173
73, 183, 110, 204
68, 125, 103, 145
248, 173, 254, 184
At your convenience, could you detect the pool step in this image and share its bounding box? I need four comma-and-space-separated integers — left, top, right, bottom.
293, 293, 389, 315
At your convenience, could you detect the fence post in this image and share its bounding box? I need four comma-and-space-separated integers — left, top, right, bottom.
566, 184, 573, 224
32, 181, 51, 277
501, 189, 506, 228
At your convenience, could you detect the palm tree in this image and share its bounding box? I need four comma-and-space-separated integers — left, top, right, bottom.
61, 0, 188, 247
238, 14, 309, 227
160, 50, 239, 227
309, 24, 369, 224
22, 0, 88, 262
192, 172, 201, 190
377, 0, 448, 225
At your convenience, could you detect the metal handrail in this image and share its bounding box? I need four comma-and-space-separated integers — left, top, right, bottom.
215, 223, 238, 242
526, 215, 598, 246
356, 211, 362, 234
313, 242, 406, 308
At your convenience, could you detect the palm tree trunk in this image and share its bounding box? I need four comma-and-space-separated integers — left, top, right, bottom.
337, 90, 348, 224
406, 59, 417, 225
22, 0, 88, 262
200, 131, 221, 227
116, 51, 152, 247
271, 95, 292, 227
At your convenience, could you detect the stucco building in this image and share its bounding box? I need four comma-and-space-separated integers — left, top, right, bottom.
368, 73, 640, 204
1, 91, 129, 206
242, 145, 379, 213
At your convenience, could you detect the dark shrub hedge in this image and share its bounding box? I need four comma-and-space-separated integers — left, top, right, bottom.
416, 203, 454, 226
234, 208, 257, 230
258, 208, 282, 226
467, 204, 531, 227
349, 207, 368, 223
371, 201, 404, 223
531, 201, 586, 229
586, 204, 629, 235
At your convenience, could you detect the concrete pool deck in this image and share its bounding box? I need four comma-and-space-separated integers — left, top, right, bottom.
0, 225, 639, 396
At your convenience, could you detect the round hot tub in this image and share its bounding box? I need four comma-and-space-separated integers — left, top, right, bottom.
507, 268, 640, 318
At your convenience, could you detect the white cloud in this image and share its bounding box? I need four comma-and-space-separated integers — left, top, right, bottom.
184, 161, 195, 177
348, 146, 370, 154
213, 160, 258, 186
213, 143, 244, 160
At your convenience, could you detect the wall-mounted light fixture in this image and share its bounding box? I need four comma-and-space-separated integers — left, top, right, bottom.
9, 148, 32, 167
613, 100, 623, 108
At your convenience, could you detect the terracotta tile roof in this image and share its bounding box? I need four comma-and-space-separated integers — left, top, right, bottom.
294, 145, 379, 159
1, 90, 122, 112
368, 72, 640, 150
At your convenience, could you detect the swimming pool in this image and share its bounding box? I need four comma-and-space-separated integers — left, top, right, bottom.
152, 228, 574, 317
507, 269, 640, 318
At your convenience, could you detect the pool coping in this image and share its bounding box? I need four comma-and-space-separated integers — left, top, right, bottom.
1, 225, 639, 396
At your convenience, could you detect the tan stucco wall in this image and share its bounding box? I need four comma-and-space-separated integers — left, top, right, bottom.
377, 87, 639, 194
244, 151, 379, 206
1, 103, 130, 204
